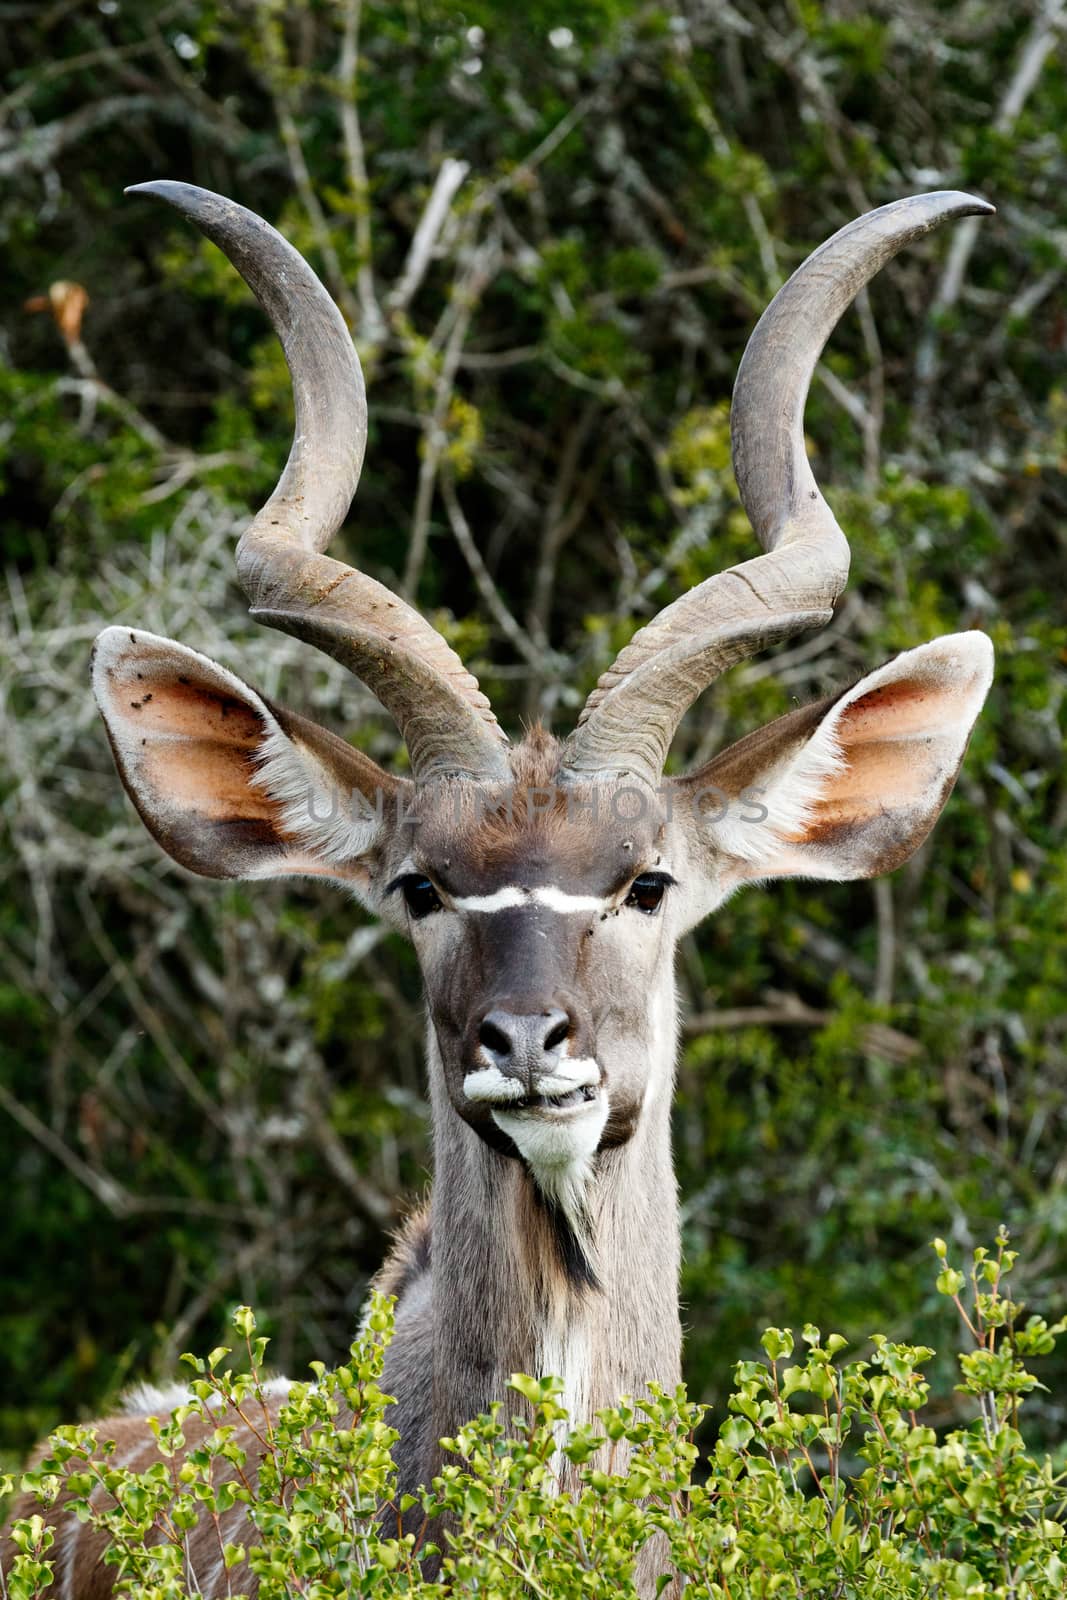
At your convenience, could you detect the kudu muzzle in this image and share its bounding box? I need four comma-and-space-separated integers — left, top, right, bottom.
478, 1006, 574, 1089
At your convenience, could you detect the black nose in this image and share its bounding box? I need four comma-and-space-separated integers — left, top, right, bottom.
478, 1007, 571, 1082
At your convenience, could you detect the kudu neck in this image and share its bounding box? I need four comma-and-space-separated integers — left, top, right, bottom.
426, 1014, 683, 1449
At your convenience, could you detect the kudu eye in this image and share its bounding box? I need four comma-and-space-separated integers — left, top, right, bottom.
624, 872, 671, 915
400, 875, 443, 920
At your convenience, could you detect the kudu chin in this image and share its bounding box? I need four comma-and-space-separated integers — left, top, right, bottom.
3, 182, 995, 1597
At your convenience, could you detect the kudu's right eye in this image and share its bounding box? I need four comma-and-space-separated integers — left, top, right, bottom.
399, 875, 443, 920
625, 872, 672, 914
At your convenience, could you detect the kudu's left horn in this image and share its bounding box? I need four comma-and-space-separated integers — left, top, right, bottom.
127, 181, 509, 783
561, 191, 994, 788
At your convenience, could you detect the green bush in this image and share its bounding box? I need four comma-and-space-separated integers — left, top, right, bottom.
6, 1233, 1066, 1597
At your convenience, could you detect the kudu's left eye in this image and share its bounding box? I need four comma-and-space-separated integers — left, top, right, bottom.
625, 873, 671, 915
400, 876, 443, 919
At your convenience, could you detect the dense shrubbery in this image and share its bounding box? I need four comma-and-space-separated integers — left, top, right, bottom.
5, 1237, 1067, 1596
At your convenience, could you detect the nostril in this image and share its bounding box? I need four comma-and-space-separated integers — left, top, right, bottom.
478, 1006, 573, 1070
543, 1016, 570, 1053
479, 1018, 512, 1058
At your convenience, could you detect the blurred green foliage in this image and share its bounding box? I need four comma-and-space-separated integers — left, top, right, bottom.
1, 0, 1065, 1485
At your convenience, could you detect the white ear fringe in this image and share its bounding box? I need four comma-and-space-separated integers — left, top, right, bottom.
714, 631, 994, 865
713, 712, 847, 864
251, 723, 381, 866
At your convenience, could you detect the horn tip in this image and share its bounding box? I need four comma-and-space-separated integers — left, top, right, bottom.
124, 180, 220, 218
936, 188, 995, 217
125, 179, 188, 199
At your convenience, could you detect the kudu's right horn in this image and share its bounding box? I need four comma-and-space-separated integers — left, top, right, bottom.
560, 191, 994, 788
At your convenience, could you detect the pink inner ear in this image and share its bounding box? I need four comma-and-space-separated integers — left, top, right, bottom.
94, 627, 396, 886
832, 678, 945, 743
780, 670, 977, 858
105, 663, 278, 825
115, 670, 265, 743
804, 682, 944, 819
96, 639, 335, 879
688, 632, 992, 887
140, 739, 279, 824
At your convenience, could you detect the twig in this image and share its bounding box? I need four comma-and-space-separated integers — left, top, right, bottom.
914, 0, 1067, 402
683, 1001, 920, 1063
526, 400, 600, 648
55, 373, 167, 452
853, 287, 885, 487
490, 88, 602, 199
0, 39, 158, 119
669, 56, 778, 291
158, 1230, 280, 1370
0, 95, 221, 178
440, 469, 548, 671
336, 0, 386, 343
388, 158, 470, 314
0, 1079, 131, 1215
77, 883, 226, 1131
256, 8, 359, 327
457, 345, 541, 370
401, 235, 497, 596
873, 878, 896, 1010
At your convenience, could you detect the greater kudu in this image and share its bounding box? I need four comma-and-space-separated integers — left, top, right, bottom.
3, 183, 994, 1596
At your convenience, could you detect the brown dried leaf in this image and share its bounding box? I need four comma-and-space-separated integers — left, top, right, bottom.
23, 279, 90, 344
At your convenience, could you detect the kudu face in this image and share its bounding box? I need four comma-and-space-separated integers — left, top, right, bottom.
382, 765, 680, 1168
92, 181, 995, 1234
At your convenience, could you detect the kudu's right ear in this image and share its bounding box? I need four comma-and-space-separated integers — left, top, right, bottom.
675, 631, 993, 892
92, 628, 406, 889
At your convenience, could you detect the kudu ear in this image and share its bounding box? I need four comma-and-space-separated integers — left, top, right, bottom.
91, 627, 405, 888
677, 632, 993, 888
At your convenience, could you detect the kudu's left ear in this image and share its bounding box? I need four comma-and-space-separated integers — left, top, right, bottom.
92, 627, 406, 889
676, 631, 993, 887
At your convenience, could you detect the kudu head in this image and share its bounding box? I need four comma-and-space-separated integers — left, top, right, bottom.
94, 183, 993, 1236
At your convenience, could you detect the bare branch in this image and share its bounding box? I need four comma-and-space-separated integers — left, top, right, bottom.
490, 88, 602, 198
441, 468, 547, 671
683, 1000, 920, 1064
873, 878, 897, 1010
256, 8, 360, 327
388, 157, 471, 314
0, 39, 158, 120
0, 95, 223, 178
0, 1079, 132, 1216
336, 0, 386, 343
401, 235, 497, 597
914, 0, 1067, 400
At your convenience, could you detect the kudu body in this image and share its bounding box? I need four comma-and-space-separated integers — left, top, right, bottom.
3, 183, 994, 1597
